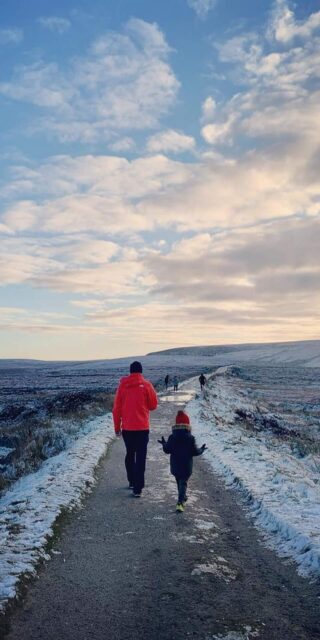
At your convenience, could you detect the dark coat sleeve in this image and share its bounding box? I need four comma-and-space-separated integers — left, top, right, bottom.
190, 435, 203, 457
163, 434, 173, 454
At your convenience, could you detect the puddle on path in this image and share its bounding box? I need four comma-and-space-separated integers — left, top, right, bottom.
159, 390, 195, 404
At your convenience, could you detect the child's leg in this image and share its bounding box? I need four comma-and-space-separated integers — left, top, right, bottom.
177, 478, 188, 503
175, 476, 183, 504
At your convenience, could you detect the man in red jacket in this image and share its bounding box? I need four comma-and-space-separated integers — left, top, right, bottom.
112, 361, 158, 497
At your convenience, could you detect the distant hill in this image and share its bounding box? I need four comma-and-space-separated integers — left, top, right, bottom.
148, 339, 320, 368
1, 339, 320, 369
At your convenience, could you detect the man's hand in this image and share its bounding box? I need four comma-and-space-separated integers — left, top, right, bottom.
200, 443, 207, 452
157, 436, 166, 445
115, 431, 122, 438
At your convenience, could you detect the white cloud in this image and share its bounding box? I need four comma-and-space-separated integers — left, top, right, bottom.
268, 0, 320, 43
144, 218, 320, 325
1, 154, 192, 234
0, 29, 23, 45
109, 137, 135, 152
146, 129, 195, 153
53, 239, 120, 266
124, 17, 171, 54
0, 19, 179, 143
202, 1, 320, 164
0, 244, 58, 286
38, 17, 71, 34
0, 62, 74, 108
0, 234, 145, 298
201, 96, 216, 122
187, 0, 217, 19
3, 201, 39, 231
201, 116, 235, 144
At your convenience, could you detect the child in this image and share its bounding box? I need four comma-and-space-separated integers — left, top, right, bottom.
158, 410, 207, 512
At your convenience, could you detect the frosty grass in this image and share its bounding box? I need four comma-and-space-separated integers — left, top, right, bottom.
185, 371, 320, 579
0, 414, 113, 612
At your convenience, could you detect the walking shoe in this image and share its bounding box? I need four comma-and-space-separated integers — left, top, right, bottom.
132, 491, 141, 498
176, 502, 184, 513
128, 483, 134, 489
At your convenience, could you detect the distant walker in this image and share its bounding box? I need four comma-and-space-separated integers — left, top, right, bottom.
199, 373, 207, 390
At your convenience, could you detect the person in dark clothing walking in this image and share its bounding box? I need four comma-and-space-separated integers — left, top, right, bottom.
164, 374, 169, 390
113, 361, 158, 497
158, 410, 206, 512
199, 373, 207, 390
173, 376, 178, 392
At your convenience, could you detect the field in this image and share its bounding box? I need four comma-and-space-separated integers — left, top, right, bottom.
0, 353, 215, 489
1, 341, 319, 490
0, 341, 319, 610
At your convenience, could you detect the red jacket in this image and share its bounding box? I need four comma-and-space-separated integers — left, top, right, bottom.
112, 373, 158, 433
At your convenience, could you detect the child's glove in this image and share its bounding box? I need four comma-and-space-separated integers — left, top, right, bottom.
157, 436, 166, 445
200, 444, 207, 452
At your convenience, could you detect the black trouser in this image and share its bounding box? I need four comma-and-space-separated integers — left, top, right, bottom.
175, 477, 188, 503
122, 430, 149, 493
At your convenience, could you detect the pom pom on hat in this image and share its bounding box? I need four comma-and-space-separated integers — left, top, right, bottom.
175, 410, 190, 425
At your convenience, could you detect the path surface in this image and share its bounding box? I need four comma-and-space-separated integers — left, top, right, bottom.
2, 390, 320, 640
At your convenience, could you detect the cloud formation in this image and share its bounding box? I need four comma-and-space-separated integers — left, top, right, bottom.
268, 0, 320, 43
38, 17, 71, 34
0, 29, 23, 45
1, 1, 320, 353
187, 0, 217, 19
146, 129, 195, 153
0, 19, 179, 143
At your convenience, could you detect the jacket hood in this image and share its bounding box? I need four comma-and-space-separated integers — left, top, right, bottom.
121, 373, 145, 388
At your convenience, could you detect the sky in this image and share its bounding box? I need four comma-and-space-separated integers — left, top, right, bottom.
0, 0, 319, 360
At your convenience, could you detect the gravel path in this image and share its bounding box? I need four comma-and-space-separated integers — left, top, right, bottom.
2, 390, 320, 640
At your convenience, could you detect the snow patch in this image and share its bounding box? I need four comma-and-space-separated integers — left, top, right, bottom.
0, 413, 114, 612
171, 532, 205, 544
187, 371, 320, 579
195, 518, 218, 531
191, 559, 236, 582
210, 627, 260, 640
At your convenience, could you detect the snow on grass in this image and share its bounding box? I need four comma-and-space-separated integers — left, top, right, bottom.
186, 371, 320, 579
0, 448, 15, 458
0, 413, 114, 612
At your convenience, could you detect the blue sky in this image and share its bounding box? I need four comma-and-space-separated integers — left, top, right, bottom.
0, 0, 319, 359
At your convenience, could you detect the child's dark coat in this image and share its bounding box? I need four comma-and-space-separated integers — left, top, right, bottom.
162, 426, 203, 479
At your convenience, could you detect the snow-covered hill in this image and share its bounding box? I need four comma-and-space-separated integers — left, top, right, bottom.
150, 339, 320, 368
2, 339, 320, 371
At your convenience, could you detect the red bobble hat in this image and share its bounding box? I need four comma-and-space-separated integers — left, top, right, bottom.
175, 410, 190, 425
